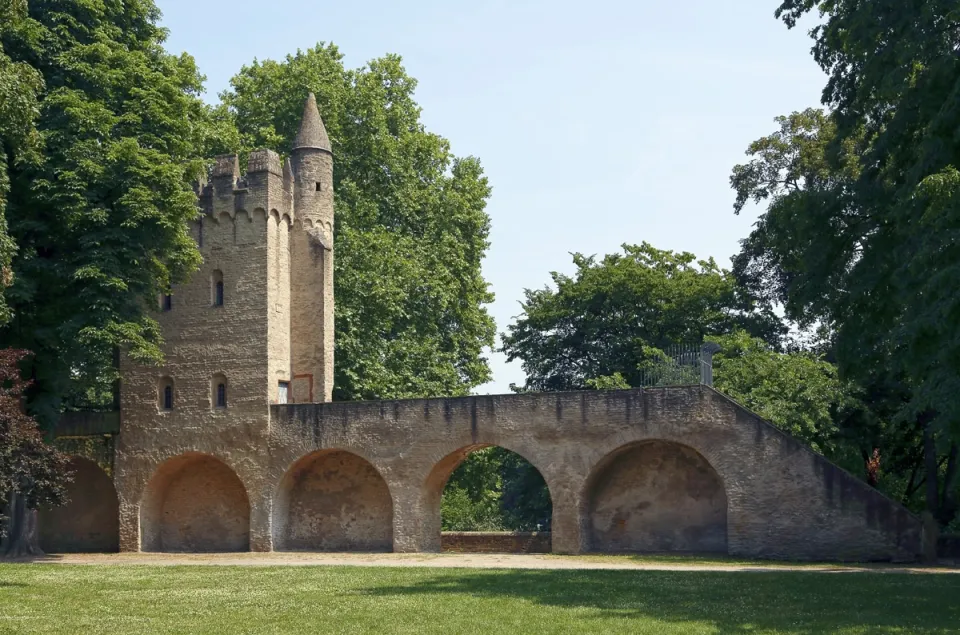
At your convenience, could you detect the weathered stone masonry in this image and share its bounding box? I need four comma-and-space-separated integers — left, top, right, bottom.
43, 94, 924, 560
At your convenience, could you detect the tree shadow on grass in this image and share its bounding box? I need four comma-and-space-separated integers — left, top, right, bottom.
360, 569, 960, 633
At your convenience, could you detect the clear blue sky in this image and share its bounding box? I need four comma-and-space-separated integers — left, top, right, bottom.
158, 0, 825, 394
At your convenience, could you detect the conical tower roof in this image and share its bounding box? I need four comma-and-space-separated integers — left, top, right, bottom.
293, 92, 332, 152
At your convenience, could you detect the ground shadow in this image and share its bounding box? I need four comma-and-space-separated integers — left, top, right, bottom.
359, 568, 960, 633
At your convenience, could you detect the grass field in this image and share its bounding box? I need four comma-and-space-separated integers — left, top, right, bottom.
0, 564, 957, 634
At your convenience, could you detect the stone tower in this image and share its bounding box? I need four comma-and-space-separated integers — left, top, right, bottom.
135, 90, 335, 410
113, 92, 336, 551
290, 92, 335, 403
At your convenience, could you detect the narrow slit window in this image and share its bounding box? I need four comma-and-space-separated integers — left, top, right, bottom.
213, 373, 227, 409
162, 294, 172, 312
212, 270, 224, 307
278, 381, 289, 404
159, 377, 174, 411
315, 181, 322, 192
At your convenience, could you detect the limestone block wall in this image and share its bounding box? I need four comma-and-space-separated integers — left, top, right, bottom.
39, 457, 119, 553
441, 532, 552, 553
274, 450, 393, 551
587, 441, 728, 553
108, 386, 922, 560
117, 158, 278, 552
267, 209, 292, 397
259, 386, 920, 560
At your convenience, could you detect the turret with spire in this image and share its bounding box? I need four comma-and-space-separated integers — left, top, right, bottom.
289, 92, 335, 403
291, 92, 334, 238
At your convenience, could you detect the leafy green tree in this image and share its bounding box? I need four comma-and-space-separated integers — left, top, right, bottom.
731, 0, 960, 523
712, 331, 850, 456
441, 448, 505, 532
441, 447, 552, 532
501, 242, 783, 392
0, 0, 221, 424
219, 45, 496, 400
0, 0, 40, 325
0, 349, 70, 558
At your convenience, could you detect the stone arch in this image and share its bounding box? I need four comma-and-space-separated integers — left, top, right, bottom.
424, 444, 554, 548
39, 457, 119, 553
274, 450, 393, 551
140, 453, 250, 552
583, 440, 728, 553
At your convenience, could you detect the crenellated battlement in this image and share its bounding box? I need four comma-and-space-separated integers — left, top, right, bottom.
195, 150, 296, 226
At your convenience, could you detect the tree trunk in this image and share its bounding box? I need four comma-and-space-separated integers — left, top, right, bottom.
865, 448, 881, 487
2, 491, 44, 558
922, 415, 940, 518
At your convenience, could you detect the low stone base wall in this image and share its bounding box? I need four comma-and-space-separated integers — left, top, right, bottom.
441, 532, 552, 553
939, 534, 960, 560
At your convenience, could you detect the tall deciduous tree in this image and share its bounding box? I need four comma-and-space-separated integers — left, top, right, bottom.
0, 349, 70, 558
0, 0, 220, 425
730, 1, 960, 523
0, 0, 40, 325
219, 45, 496, 400
711, 330, 850, 456
501, 242, 783, 392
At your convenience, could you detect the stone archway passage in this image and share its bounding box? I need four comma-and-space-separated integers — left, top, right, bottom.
587, 441, 727, 553
424, 444, 554, 553
39, 457, 119, 553
140, 453, 250, 552
274, 450, 393, 551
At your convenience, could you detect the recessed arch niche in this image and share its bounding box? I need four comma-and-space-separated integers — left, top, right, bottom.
273, 450, 393, 551
585, 440, 727, 553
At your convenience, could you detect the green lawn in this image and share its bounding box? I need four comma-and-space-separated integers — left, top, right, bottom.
0, 565, 957, 634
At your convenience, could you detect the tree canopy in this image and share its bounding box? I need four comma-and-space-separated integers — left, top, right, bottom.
0, 349, 69, 557
501, 242, 783, 392
711, 330, 850, 456
0, 0, 40, 325
730, 0, 960, 523
217, 46, 496, 401
0, 0, 221, 425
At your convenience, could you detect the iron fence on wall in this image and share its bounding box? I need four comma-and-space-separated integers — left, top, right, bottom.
635, 342, 722, 388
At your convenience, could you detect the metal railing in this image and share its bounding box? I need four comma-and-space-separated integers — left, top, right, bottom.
636, 342, 721, 388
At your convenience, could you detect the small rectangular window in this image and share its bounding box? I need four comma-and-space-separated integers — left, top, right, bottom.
215, 281, 224, 306
163, 385, 173, 410
162, 294, 172, 311
278, 381, 289, 404
216, 383, 226, 408
315, 181, 322, 192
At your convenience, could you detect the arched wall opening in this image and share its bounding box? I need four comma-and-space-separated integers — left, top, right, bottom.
139, 453, 250, 552
585, 440, 728, 553
38, 457, 119, 553
273, 450, 393, 552
425, 445, 553, 553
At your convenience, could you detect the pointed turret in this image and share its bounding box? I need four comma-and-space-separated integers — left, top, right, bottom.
293, 92, 331, 152
290, 89, 335, 403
